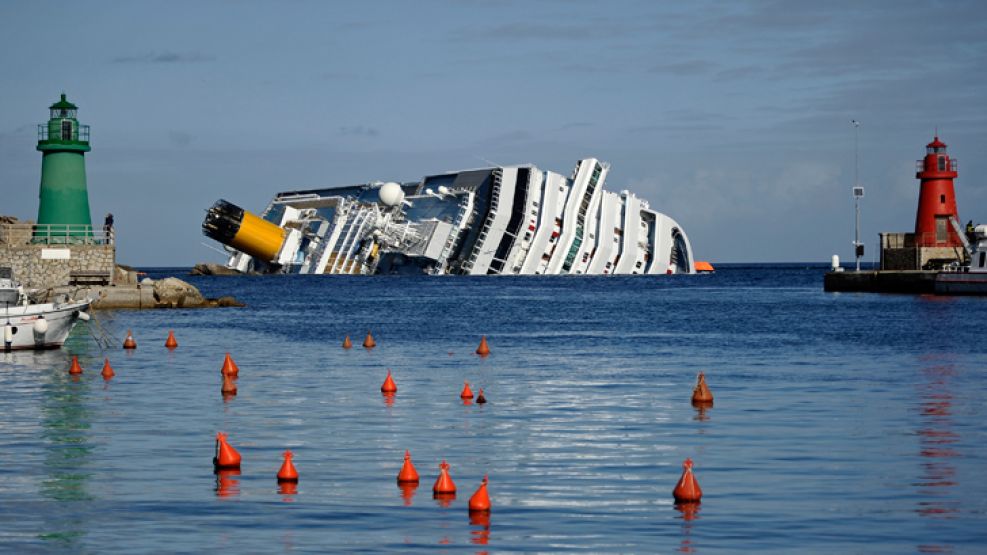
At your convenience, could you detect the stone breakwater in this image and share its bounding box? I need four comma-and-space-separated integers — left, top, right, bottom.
40, 277, 244, 310
0, 242, 115, 290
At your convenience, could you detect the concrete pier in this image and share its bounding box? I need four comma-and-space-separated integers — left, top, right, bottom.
823, 270, 937, 294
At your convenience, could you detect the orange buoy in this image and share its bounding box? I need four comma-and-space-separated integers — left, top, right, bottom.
673, 458, 703, 502
476, 389, 487, 404
433, 460, 456, 494
363, 331, 376, 349
342, 335, 353, 349
68, 355, 83, 375
277, 450, 299, 483
221, 373, 237, 396
468, 475, 491, 512
691, 372, 713, 405
213, 432, 242, 470
475, 335, 490, 356
101, 358, 115, 379
460, 381, 474, 400
165, 330, 178, 349
221, 352, 239, 376
381, 369, 397, 394
397, 450, 420, 483
123, 329, 137, 349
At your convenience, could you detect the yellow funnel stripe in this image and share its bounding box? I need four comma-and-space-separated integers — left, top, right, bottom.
229, 211, 286, 262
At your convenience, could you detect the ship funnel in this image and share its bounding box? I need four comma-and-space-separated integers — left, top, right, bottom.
202, 199, 287, 263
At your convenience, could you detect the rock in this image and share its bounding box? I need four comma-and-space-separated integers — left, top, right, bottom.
212, 295, 245, 307
153, 277, 207, 308
191, 263, 242, 276
141, 277, 154, 285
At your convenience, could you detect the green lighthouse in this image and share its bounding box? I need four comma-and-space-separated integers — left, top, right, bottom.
36, 93, 92, 237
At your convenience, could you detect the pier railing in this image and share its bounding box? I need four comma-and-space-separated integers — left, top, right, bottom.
0, 223, 113, 246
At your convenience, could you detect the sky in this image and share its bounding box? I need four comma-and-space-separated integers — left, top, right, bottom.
2, 0, 986, 266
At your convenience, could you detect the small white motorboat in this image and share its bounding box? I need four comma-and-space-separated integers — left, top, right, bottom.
1, 268, 91, 351
935, 224, 987, 295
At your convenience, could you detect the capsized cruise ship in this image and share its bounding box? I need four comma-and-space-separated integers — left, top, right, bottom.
202, 158, 696, 275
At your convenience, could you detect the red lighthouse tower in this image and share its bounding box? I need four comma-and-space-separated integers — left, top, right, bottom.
914, 136, 961, 247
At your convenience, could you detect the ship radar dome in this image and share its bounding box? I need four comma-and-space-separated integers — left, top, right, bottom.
379, 182, 404, 206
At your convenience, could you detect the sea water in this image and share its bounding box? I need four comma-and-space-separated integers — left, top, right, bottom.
0, 265, 985, 553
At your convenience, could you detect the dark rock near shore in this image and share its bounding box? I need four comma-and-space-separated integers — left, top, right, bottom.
191, 263, 243, 276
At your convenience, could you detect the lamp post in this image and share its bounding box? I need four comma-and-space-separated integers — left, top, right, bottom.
851, 120, 864, 271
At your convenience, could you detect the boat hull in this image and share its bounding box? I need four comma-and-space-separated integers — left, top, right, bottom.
1, 301, 89, 351
933, 272, 987, 295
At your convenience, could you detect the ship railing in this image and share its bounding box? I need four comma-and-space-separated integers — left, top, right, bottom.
0, 223, 113, 246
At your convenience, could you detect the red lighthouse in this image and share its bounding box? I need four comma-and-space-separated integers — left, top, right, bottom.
914, 136, 961, 247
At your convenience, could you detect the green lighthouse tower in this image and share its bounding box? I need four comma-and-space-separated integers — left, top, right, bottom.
36, 93, 92, 236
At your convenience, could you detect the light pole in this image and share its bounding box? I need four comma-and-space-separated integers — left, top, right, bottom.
851, 120, 863, 271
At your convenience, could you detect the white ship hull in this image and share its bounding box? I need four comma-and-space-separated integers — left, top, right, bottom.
203, 157, 697, 277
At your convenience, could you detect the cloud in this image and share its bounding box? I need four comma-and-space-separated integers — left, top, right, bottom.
111, 51, 215, 64
338, 126, 380, 137
649, 59, 718, 76
168, 131, 193, 148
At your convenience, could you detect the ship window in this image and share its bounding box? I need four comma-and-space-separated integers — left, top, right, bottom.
938, 156, 946, 171
940, 194, 946, 204
981, 252, 986, 268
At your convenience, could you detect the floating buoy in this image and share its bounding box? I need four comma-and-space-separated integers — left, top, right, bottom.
433, 460, 456, 494
476, 389, 487, 404
165, 330, 178, 349
381, 369, 397, 394
460, 381, 474, 400
213, 432, 242, 470
363, 331, 376, 349
101, 358, 115, 379
397, 450, 420, 483
475, 336, 490, 357
342, 335, 352, 349
673, 458, 702, 502
68, 355, 83, 375
221, 373, 237, 396
468, 475, 491, 512
221, 352, 239, 376
123, 329, 137, 349
691, 372, 713, 405
277, 450, 299, 483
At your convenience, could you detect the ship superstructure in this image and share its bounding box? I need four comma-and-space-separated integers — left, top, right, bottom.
202, 158, 696, 275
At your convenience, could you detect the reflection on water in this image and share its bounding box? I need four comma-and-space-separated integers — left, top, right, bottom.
675, 502, 701, 553
39, 359, 94, 547
915, 362, 961, 518
215, 469, 241, 498
398, 482, 418, 506
468, 511, 490, 546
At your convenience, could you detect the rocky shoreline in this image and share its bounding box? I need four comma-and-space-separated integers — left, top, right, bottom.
37, 276, 244, 310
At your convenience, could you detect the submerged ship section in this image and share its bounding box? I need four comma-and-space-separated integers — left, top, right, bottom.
202, 158, 696, 275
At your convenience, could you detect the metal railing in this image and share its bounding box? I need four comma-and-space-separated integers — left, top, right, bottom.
37, 124, 91, 143
0, 223, 113, 246
916, 158, 957, 172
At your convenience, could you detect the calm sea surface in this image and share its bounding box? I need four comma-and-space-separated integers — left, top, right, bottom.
1, 264, 985, 553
